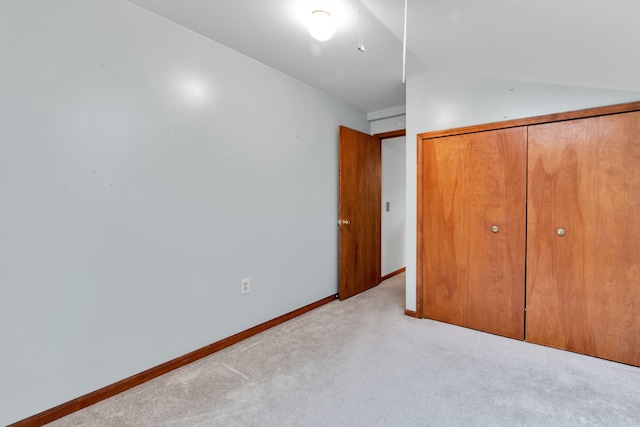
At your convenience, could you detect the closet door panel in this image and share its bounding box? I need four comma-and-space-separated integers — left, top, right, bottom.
526, 118, 600, 354
527, 111, 640, 366
422, 128, 526, 338
422, 136, 469, 326
591, 112, 640, 365
467, 128, 527, 340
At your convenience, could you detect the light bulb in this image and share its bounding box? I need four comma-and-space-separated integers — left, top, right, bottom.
308, 10, 335, 41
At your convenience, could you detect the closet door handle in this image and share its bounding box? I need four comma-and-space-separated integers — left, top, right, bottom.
557, 228, 566, 237
491, 225, 499, 233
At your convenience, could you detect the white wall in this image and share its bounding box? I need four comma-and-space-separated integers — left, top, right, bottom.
0, 1, 369, 424
368, 105, 406, 135
405, 72, 640, 311
382, 137, 406, 276
370, 115, 406, 134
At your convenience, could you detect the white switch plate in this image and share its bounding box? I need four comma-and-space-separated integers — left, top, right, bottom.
241, 277, 250, 295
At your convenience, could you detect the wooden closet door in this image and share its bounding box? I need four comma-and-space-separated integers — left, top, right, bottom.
421, 128, 526, 339
527, 111, 640, 366
421, 134, 469, 326
467, 128, 527, 339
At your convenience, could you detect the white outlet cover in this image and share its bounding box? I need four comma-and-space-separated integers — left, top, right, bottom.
241, 278, 250, 295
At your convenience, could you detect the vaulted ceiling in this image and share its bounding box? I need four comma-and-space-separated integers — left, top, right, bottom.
127, 0, 640, 114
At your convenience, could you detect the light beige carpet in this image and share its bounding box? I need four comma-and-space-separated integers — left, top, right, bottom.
48, 273, 640, 426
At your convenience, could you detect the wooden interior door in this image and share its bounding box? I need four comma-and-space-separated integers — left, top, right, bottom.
338, 126, 381, 300
421, 128, 526, 339
527, 112, 640, 366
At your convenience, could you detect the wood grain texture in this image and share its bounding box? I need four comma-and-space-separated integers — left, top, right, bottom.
420, 128, 526, 338
421, 134, 470, 326
467, 128, 527, 339
418, 101, 640, 141
8, 295, 338, 427
593, 112, 640, 365
416, 101, 640, 320
526, 118, 599, 354
527, 111, 640, 366
339, 126, 381, 300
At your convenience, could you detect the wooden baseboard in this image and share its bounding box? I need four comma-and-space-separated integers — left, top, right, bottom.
404, 310, 418, 318
9, 294, 338, 427
381, 267, 406, 282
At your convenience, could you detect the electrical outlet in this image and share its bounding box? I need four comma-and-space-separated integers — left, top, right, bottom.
241, 277, 250, 295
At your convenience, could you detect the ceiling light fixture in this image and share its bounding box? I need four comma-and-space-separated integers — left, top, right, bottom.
308, 9, 335, 41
